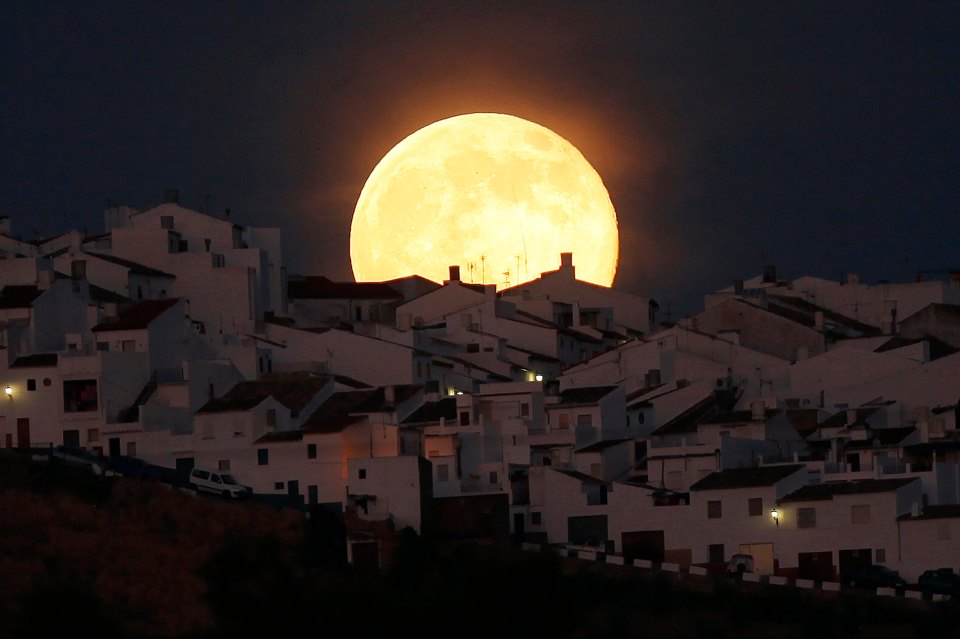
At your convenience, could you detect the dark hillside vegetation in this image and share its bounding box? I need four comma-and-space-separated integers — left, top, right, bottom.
0, 451, 957, 639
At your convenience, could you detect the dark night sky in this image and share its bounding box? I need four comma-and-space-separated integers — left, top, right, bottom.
2, 1, 958, 316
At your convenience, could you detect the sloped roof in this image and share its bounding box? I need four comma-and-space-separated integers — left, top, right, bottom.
702, 408, 779, 425
819, 405, 881, 429
255, 430, 304, 444
781, 477, 917, 502
690, 464, 805, 491
92, 298, 180, 332
287, 276, 403, 300
575, 438, 632, 453
875, 335, 958, 360
651, 394, 720, 436
401, 397, 457, 424
765, 294, 881, 336
0, 285, 42, 309
556, 385, 618, 405
198, 376, 332, 416
554, 468, 606, 485
11, 353, 58, 368
86, 252, 176, 278
301, 385, 422, 433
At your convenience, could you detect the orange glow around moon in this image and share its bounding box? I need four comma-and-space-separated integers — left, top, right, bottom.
350, 113, 619, 289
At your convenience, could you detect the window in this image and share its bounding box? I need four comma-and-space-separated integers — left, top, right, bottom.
851, 504, 871, 525
467, 343, 480, 353
531, 512, 542, 525
160, 215, 174, 229
307, 443, 317, 459
459, 411, 470, 426
87, 428, 99, 443
489, 471, 498, 485
257, 449, 269, 466
558, 414, 570, 430
709, 544, 725, 564
63, 380, 98, 412
520, 403, 530, 417
274, 482, 285, 490
707, 500, 722, 519
590, 463, 603, 478
748, 497, 763, 517
576, 414, 592, 427
308, 485, 318, 505
97, 341, 109, 351
358, 468, 367, 479
437, 464, 449, 482
355, 306, 362, 321
875, 548, 886, 563
126, 442, 136, 457
266, 409, 277, 427
27, 379, 36, 391
218, 459, 230, 471
137, 285, 143, 300
798, 507, 817, 529
121, 339, 136, 352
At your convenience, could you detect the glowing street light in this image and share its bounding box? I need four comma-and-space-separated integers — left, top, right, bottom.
770, 507, 780, 527
3, 385, 12, 398
535, 374, 543, 382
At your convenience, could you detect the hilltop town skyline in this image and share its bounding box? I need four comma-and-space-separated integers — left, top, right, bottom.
3, 2, 959, 315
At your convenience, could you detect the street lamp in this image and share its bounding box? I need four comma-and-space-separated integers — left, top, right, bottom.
770, 507, 780, 527
3, 385, 12, 399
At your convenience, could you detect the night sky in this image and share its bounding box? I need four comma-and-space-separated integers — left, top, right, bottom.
3, 2, 958, 316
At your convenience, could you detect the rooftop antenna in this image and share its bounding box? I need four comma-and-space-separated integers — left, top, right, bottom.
503, 269, 510, 288
481, 255, 486, 286
512, 184, 529, 283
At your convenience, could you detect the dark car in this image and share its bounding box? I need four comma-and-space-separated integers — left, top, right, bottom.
918, 568, 960, 596
845, 564, 907, 591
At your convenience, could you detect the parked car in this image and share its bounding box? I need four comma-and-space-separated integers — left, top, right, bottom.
918, 568, 960, 596
844, 564, 907, 591
189, 467, 251, 499
727, 553, 754, 576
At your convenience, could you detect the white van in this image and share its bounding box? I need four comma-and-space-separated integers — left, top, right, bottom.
189, 467, 251, 499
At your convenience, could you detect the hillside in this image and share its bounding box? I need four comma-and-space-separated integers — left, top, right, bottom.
1, 451, 958, 639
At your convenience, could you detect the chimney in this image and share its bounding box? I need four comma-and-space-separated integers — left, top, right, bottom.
734, 279, 744, 295
37, 268, 54, 291
645, 368, 661, 387
559, 253, 575, 277
449, 265, 460, 282
164, 189, 179, 204
814, 311, 824, 330
0, 216, 10, 236
762, 265, 777, 284
71, 259, 87, 281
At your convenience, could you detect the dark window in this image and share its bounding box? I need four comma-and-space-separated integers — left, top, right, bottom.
27, 379, 36, 391
308, 485, 318, 505
520, 403, 530, 417
218, 459, 230, 471
355, 306, 362, 321
97, 342, 109, 351
489, 471, 498, 484
257, 448, 269, 466
748, 497, 763, 517
274, 482, 284, 490
459, 411, 470, 426
467, 343, 480, 353
709, 544, 725, 564
358, 468, 366, 479
798, 507, 816, 529
63, 379, 98, 412
307, 443, 317, 459
876, 548, 886, 563
707, 500, 722, 519
531, 512, 542, 525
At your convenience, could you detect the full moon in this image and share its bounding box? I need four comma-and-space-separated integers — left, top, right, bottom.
350, 113, 619, 289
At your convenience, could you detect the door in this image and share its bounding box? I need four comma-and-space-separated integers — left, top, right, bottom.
621, 530, 665, 562
568, 515, 608, 546
287, 480, 301, 505
63, 429, 80, 448
16, 418, 29, 448
740, 543, 775, 575
839, 548, 872, 581
175, 457, 195, 487
513, 512, 526, 541
108, 437, 121, 458
308, 485, 319, 505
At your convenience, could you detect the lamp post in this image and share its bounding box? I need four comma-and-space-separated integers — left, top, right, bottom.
3, 385, 11, 400
770, 507, 780, 527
